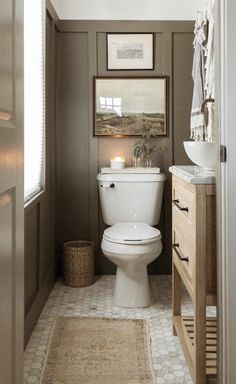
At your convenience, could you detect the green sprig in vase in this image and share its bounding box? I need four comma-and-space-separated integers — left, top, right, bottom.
133, 129, 157, 168
133, 145, 143, 167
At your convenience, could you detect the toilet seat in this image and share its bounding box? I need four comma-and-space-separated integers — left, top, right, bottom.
103, 223, 161, 245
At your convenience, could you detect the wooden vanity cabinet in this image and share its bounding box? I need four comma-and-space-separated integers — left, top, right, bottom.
172, 174, 217, 384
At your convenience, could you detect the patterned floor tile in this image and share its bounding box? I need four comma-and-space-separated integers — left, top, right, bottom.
24, 275, 216, 384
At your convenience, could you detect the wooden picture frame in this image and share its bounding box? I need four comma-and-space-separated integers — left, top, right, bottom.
107, 33, 154, 71
93, 76, 168, 137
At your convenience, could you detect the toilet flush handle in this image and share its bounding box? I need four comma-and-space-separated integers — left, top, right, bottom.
100, 183, 115, 189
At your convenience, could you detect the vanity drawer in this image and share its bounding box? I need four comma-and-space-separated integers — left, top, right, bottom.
172, 201, 195, 245
172, 222, 195, 278
172, 178, 195, 225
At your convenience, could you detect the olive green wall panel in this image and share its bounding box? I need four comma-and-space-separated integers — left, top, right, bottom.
24, 9, 58, 345
57, 32, 90, 247
56, 21, 194, 275
24, 204, 40, 314
173, 32, 194, 165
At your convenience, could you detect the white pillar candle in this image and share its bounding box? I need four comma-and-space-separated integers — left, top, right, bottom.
110, 156, 125, 170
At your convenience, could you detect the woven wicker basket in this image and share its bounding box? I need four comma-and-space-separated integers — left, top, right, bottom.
63, 241, 95, 287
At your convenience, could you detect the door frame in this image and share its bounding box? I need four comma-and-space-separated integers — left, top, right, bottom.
217, 0, 236, 382
0, 0, 24, 383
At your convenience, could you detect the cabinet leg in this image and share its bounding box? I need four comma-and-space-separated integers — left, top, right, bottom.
193, 316, 207, 383
172, 262, 181, 336
193, 284, 207, 384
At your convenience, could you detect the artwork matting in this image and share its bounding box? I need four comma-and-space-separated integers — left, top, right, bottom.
107, 33, 154, 70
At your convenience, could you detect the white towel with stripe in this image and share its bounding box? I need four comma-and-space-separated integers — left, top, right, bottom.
190, 12, 207, 141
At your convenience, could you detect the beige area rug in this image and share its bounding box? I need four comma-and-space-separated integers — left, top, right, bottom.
40, 317, 155, 384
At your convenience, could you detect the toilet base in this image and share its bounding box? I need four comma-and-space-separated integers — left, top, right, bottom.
114, 266, 152, 308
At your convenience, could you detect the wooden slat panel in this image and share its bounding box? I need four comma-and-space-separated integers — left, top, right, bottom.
206, 333, 217, 339
206, 367, 217, 376
182, 316, 217, 378
206, 346, 217, 352
206, 360, 217, 367
206, 339, 217, 346
206, 352, 217, 359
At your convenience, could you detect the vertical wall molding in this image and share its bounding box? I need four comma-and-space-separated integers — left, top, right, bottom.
162, 32, 173, 273
88, 32, 100, 269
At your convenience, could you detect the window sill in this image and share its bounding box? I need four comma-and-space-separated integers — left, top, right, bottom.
24, 189, 45, 211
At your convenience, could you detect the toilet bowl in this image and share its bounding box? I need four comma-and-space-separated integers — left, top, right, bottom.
101, 223, 162, 307
97, 168, 166, 308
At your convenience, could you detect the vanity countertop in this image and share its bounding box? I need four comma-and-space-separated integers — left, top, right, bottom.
169, 165, 215, 184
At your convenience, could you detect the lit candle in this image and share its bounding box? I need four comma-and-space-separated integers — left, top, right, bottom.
110, 156, 125, 170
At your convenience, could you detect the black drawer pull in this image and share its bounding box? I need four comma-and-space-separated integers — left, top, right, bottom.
172, 199, 189, 212
173, 243, 189, 262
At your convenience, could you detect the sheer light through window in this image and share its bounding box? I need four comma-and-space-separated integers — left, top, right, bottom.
24, 0, 45, 202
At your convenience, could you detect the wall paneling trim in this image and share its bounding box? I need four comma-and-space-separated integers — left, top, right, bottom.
24, 5, 59, 345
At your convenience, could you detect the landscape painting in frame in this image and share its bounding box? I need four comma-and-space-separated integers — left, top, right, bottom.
94, 77, 168, 136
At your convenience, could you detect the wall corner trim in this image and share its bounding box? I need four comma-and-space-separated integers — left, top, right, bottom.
55, 20, 194, 33
46, 0, 60, 22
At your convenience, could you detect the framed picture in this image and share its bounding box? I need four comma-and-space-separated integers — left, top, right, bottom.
107, 33, 154, 70
94, 77, 168, 137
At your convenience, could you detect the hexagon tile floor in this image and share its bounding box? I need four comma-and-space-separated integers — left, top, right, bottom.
24, 275, 216, 384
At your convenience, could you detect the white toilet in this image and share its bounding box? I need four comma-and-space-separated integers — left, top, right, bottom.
97, 168, 166, 308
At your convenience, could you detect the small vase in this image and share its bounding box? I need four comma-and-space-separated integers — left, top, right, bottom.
144, 154, 152, 168
132, 156, 143, 168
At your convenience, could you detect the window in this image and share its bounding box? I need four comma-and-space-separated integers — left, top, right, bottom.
24, 0, 45, 202
99, 96, 122, 116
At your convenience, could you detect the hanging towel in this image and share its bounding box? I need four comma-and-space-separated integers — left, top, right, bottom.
205, 0, 215, 99
190, 12, 207, 141
205, 0, 215, 142
206, 103, 215, 142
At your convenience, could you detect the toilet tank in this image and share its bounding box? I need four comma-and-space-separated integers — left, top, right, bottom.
97, 170, 166, 226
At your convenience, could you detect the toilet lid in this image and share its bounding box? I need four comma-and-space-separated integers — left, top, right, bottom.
103, 223, 161, 245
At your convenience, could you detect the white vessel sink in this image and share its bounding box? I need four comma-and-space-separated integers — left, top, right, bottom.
184, 141, 216, 171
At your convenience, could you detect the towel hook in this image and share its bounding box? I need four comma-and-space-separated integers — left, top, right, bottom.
201, 98, 215, 113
